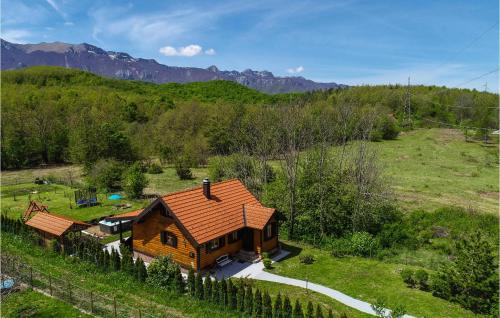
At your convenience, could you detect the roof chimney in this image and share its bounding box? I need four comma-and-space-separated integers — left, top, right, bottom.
203, 178, 211, 199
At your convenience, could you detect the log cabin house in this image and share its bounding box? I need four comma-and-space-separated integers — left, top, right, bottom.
108, 179, 279, 270
24, 201, 91, 251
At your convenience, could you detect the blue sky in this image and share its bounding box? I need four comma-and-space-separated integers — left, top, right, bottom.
1, 0, 498, 91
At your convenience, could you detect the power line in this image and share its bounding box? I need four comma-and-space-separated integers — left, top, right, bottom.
452, 68, 499, 88
431, 21, 499, 74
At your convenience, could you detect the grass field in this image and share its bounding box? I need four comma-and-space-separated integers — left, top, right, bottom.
2, 128, 496, 221
373, 128, 498, 214
1, 289, 91, 318
267, 240, 483, 318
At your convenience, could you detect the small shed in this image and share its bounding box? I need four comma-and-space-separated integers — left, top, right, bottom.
25, 211, 90, 251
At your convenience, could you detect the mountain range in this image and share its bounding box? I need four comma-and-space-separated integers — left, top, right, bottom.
1, 39, 345, 94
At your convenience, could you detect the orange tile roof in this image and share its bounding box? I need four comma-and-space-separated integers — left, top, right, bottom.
244, 204, 276, 229
160, 179, 275, 244
107, 209, 143, 220
25, 212, 90, 237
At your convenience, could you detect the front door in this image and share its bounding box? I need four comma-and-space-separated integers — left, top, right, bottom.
241, 228, 254, 251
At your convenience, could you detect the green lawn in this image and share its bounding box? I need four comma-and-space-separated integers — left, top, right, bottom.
1, 289, 92, 318
267, 241, 483, 318
145, 166, 208, 194
372, 128, 498, 214
0, 183, 148, 222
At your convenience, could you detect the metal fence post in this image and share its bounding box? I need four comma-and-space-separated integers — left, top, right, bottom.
29, 267, 33, 288
49, 275, 53, 296
113, 297, 117, 318
68, 280, 72, 303
90, 291, 94, 313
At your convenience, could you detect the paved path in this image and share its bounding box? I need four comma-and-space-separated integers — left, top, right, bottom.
216, 251, 415, 318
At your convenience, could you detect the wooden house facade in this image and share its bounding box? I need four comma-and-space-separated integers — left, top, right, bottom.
108, 179, 279, 270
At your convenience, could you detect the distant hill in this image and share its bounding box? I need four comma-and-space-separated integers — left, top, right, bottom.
1, 39, 346, 94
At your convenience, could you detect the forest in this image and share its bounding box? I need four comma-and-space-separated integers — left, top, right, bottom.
1, 66, 498, 170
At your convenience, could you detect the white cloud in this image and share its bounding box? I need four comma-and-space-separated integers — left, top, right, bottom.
1, 29, 32, 43
205, 48, 216, 55
159, 44, 203, 57
287, 66, 304, 74
45, 0, 66, 19
64, 21, 74, 26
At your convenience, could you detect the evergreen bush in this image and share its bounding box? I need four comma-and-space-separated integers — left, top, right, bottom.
254, 288, 262, 318
292, 299, 303, 318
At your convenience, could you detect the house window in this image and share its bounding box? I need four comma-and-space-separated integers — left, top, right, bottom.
206, 236, 225, 253
159, 206, 170, 218
160, 231, 177, 248
189, 251, 195, 258
264, 223, 276, 241
228, 231, 239, 243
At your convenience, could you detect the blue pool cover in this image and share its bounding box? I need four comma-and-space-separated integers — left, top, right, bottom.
108, 194, 123, 200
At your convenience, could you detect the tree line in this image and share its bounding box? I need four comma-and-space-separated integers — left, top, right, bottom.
2, 66, 498, 170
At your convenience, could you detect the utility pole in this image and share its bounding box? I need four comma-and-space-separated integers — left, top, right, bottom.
483, 82, 488, 92
403, 76, 412, 128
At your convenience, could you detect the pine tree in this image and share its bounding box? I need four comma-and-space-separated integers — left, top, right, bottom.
292, 299, 303, 318
195, 272, 204, 300
254, 288, 263, 318
204, 274, 212, 300
112, 249, 121, 271
212, 278, 219, 304
306, 301, 314, 318
263, 291, 272, 318
103, 249, 110, 271
220, 278, 227, 306
237, 280, 245, 312
187, 267, 195, 296
315, 304, 324, 318
327, 309, 334, 318
284, 296, 293, 318
173, 266, 185, 294
274, 293, 283, 318
227, 279, 237, 310
136, 258, 148, 282
245, 286, 253, 315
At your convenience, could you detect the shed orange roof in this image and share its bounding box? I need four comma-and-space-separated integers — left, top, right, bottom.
160, 179, 275, 244
25, 212, 90, 237
107, 209, 143, 220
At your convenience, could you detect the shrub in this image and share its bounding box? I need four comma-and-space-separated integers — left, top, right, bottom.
292, 299, 302, 318
147, 163, 163, 174
380, 115, 400, 140
237, 280, 245, 312
48, 239, 60, 254
263, 291, 272, 318
220, 278, 227, 306
187, 267, 195, 296
87, 159, 125, 192
204, 274, 213, 300
123, 162, 148, 199
175, 160, 193, 180
263, 258, 272, 269
228, 279, 237, 310
195, 272, 204, 299
350, 232, 378, 257
254, 288, 262, 317
146, 255, 180, 290
135, 258, 148, 282
245, 286, 253, 315
315, 304, 324, 318
173, 266, 185, 294
331, 238, 352, 257
414, 269, 429, 290
273, 293, 283, 318
306, 301, 314, 318
400, 268, 416, 288
299, 254, 315, 265
283, 296, 293, 318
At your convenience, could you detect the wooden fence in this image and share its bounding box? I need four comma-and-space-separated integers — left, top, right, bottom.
0, 254, 184, 318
